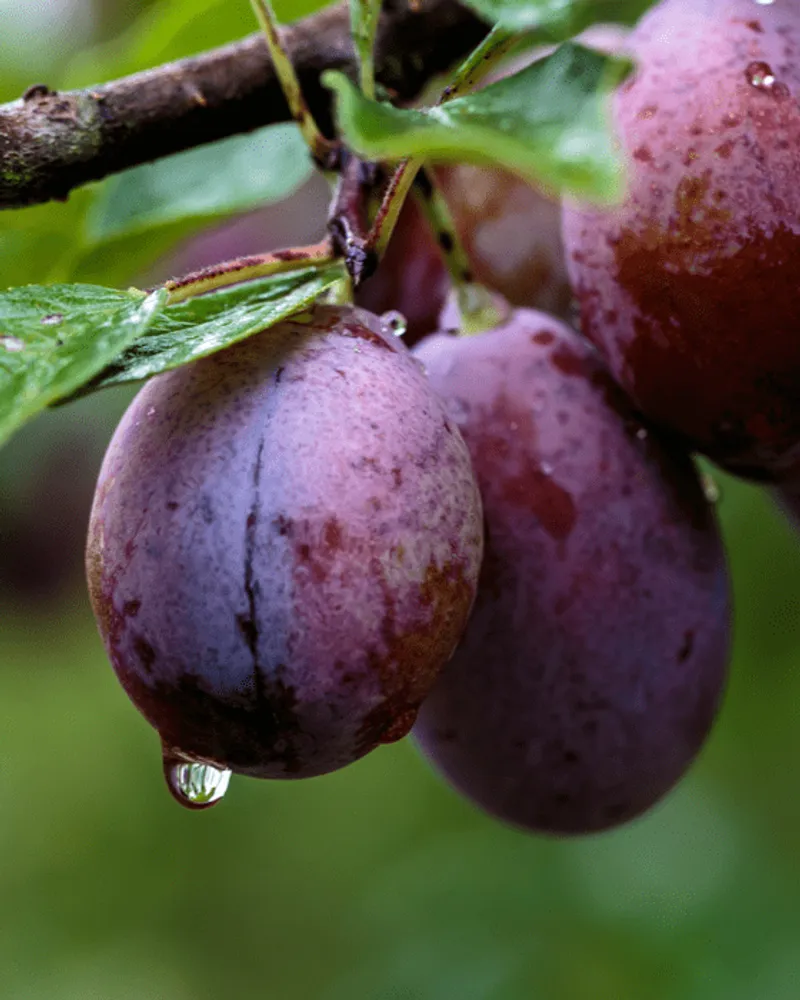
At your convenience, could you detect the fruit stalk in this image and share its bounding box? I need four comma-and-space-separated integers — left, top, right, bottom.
163, 241, 337, 304
248, 0, 338, 167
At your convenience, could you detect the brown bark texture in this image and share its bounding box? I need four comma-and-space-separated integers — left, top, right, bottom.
0, 0, 487, 210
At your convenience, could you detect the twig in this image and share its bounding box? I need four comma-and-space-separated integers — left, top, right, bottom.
0, 0, 487, 210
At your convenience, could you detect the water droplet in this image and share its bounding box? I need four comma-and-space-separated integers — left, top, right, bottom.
701, 472, 722, 505
753, 0, 774, 7
540, 461, 554, 477
41, 313, 63, 326
746, 61, 776, 90
146, 406, 156, 417
0, 335, 24, 352
163, 747, 231, 810
509, 421, 519, 432
636, 427, 649, 441
380, 310, 408, 337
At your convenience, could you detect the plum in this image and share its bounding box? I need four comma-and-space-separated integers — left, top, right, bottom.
562, 0, 800, 481
437, 165, 571, 321
87, 303, 483, 786
412, 308, 731, 834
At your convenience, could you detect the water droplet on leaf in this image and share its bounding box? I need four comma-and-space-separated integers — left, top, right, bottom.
0, 335, 24, 352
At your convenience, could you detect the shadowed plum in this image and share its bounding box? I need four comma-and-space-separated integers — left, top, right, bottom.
412, 308, 731, 834
87, 303, 483, 782
562, 0, 800, 480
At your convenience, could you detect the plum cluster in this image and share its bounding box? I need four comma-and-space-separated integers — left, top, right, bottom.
90, 0, 799, 831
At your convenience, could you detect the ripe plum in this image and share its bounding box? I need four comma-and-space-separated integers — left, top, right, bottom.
412, 309, 731, 834
87, 304, 483, 781
562, 0, 800, 480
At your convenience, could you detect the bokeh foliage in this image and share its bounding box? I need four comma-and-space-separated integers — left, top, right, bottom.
1, 0, 800, 997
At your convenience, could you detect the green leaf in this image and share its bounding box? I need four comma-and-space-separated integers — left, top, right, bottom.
0, 285, 167, 448
80, 263, 346, 394
85, 125, 313, 244
458, 0, 655, 34
325, 43, 633, 202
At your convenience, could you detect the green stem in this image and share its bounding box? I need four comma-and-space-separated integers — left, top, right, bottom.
349, 0, 381, 100
368, 158, 423, 260
413, 168, 505, 335
163, 240, 335, 304
248, 0, 335, 164
437, 24, 518, 104
412, 168, 473, 290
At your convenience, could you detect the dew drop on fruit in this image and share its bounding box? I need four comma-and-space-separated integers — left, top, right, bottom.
162, 747, 231, 810
380, 310, 408, 337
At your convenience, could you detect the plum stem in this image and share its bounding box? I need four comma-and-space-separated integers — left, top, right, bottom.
162, 240, 337, 304
354, 25, 520, 284
327, 152, 378, 288
411, 166, 502, 333
248, 0, 338, 168
349, 0, 381, 101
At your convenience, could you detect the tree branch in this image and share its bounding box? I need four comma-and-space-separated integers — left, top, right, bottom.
0, 0, 486, 210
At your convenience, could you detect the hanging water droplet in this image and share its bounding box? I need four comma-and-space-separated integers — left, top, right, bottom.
746, 61, 776, 90
163, 747, 231, 810
380, 310, 408, 337
701, 472, 722, 505
0, 335, 24, 352
41, 313, 63, 326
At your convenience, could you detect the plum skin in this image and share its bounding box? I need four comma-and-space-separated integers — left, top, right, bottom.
412, 309, 731, 835
562, 0, 800, 481
87, 304, 484, 779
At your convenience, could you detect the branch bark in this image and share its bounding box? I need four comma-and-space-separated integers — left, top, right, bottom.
0, 0, 487, 210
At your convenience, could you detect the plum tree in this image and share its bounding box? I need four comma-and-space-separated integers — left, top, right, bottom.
412, 309, 731, 834
562, 0, 800, 481
86, 303, 483, 783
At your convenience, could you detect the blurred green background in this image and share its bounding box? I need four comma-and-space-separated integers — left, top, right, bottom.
2, 1, 800, 997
